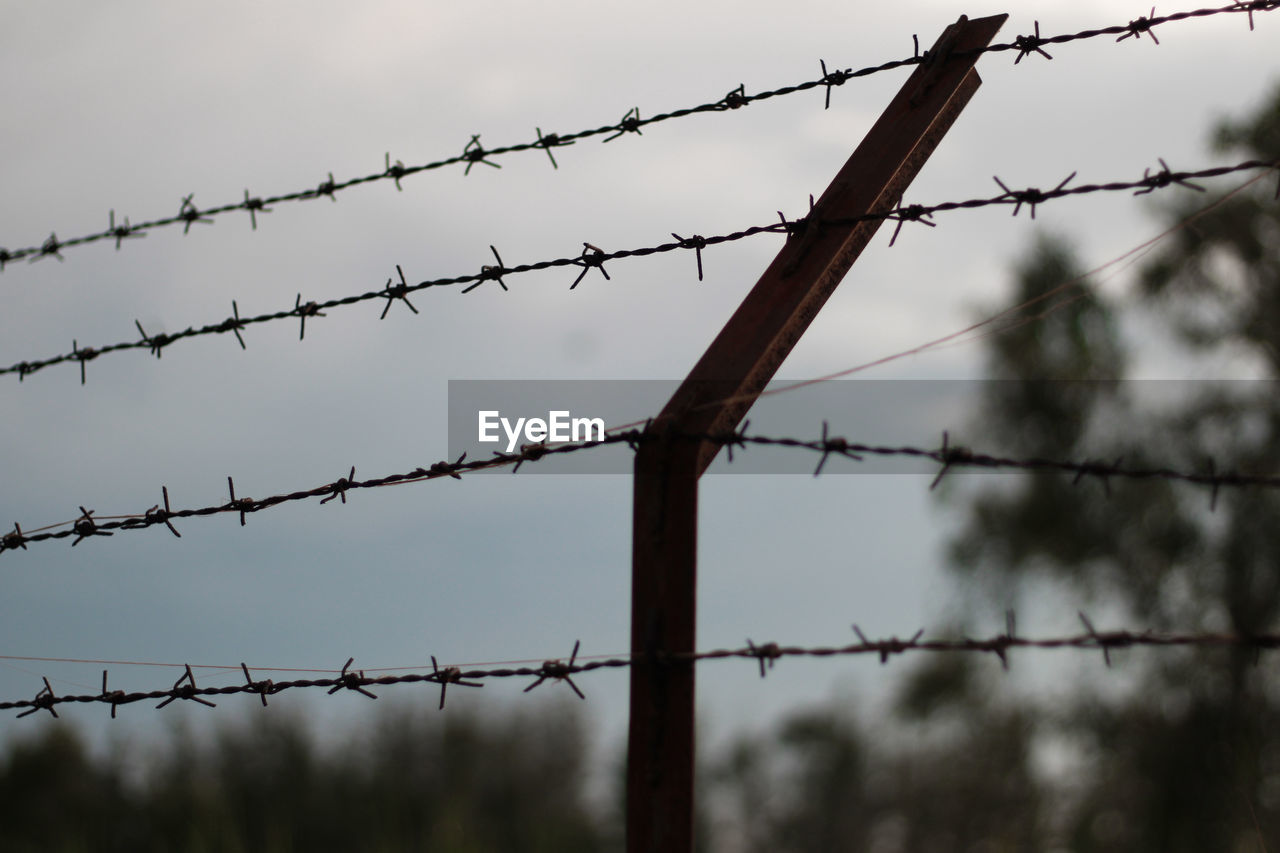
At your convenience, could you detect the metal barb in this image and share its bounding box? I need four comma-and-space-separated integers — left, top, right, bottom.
930, 431, 968, 490
569, 243, 610, 289
384, 152, 407, 191
818, 59, 851, 109
774, 194, 817, 241
328, 657, 378, 699
178, 194, 213, 234
134, 320, 172, 359
1234, 0, 1280, 30
109, 210, 143, 249
227, 476, 252, 526
462, 135, 501, 175
523, 640, 585, 699
157, 664, 216, 709
16, 677, 58, 719
71, 506, 112, 546
101, 671, 126, 719
888, 197, 937, 247
720, 84, 748, 110
602, 107, 642, 143
380, 264, 419, 318
144, 486, 182, 538
463, 245, 509, 294
746, 639, 781, 678
294, 294, 326, 340
512, 441, 550, 473
320, 466, 357, 505
1013, 21, 1053, 64
1078, 612, 1113, 667
71, 339, 98, 385
535, 127, 574, 169
31, 233, 63, 263
813, 420, 858, 477
1135, 158, 1206, 195
1117, 6, 1161, 44
243, 190, 271, 229
1204, 457, 1221, 512
315, 172, 338, 201
992, 172, 1076, 219
428, 452, 468, 480
3, 522, 29, 552
431, 655, 482, 710
242, 663, 273, 707
671, 233, 707, 281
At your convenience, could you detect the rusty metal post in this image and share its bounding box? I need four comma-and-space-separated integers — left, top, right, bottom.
626, 14, 1007, 853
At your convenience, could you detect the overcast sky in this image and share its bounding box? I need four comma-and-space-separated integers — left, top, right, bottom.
2, 2, 1277, 759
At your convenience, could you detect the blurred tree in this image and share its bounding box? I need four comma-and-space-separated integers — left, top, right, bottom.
0, 701, 606, 853
941, 83, 1280, 850
703, 658, 1047, 853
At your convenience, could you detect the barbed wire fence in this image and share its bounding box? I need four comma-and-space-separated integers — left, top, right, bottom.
0, 2, 1277, 790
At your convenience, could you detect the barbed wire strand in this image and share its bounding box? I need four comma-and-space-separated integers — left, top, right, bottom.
0, 1, 1274, 269
5, 424, 1279, 557
4, 155, 1276, 385
4, 621, 1279, 717
726, 164, 1280, 406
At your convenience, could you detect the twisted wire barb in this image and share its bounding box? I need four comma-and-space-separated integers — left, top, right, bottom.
5, 424, 1279, 557
5, 624, 1279, 717
0, 1, 1274, 268
4, 156, 1276, 384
